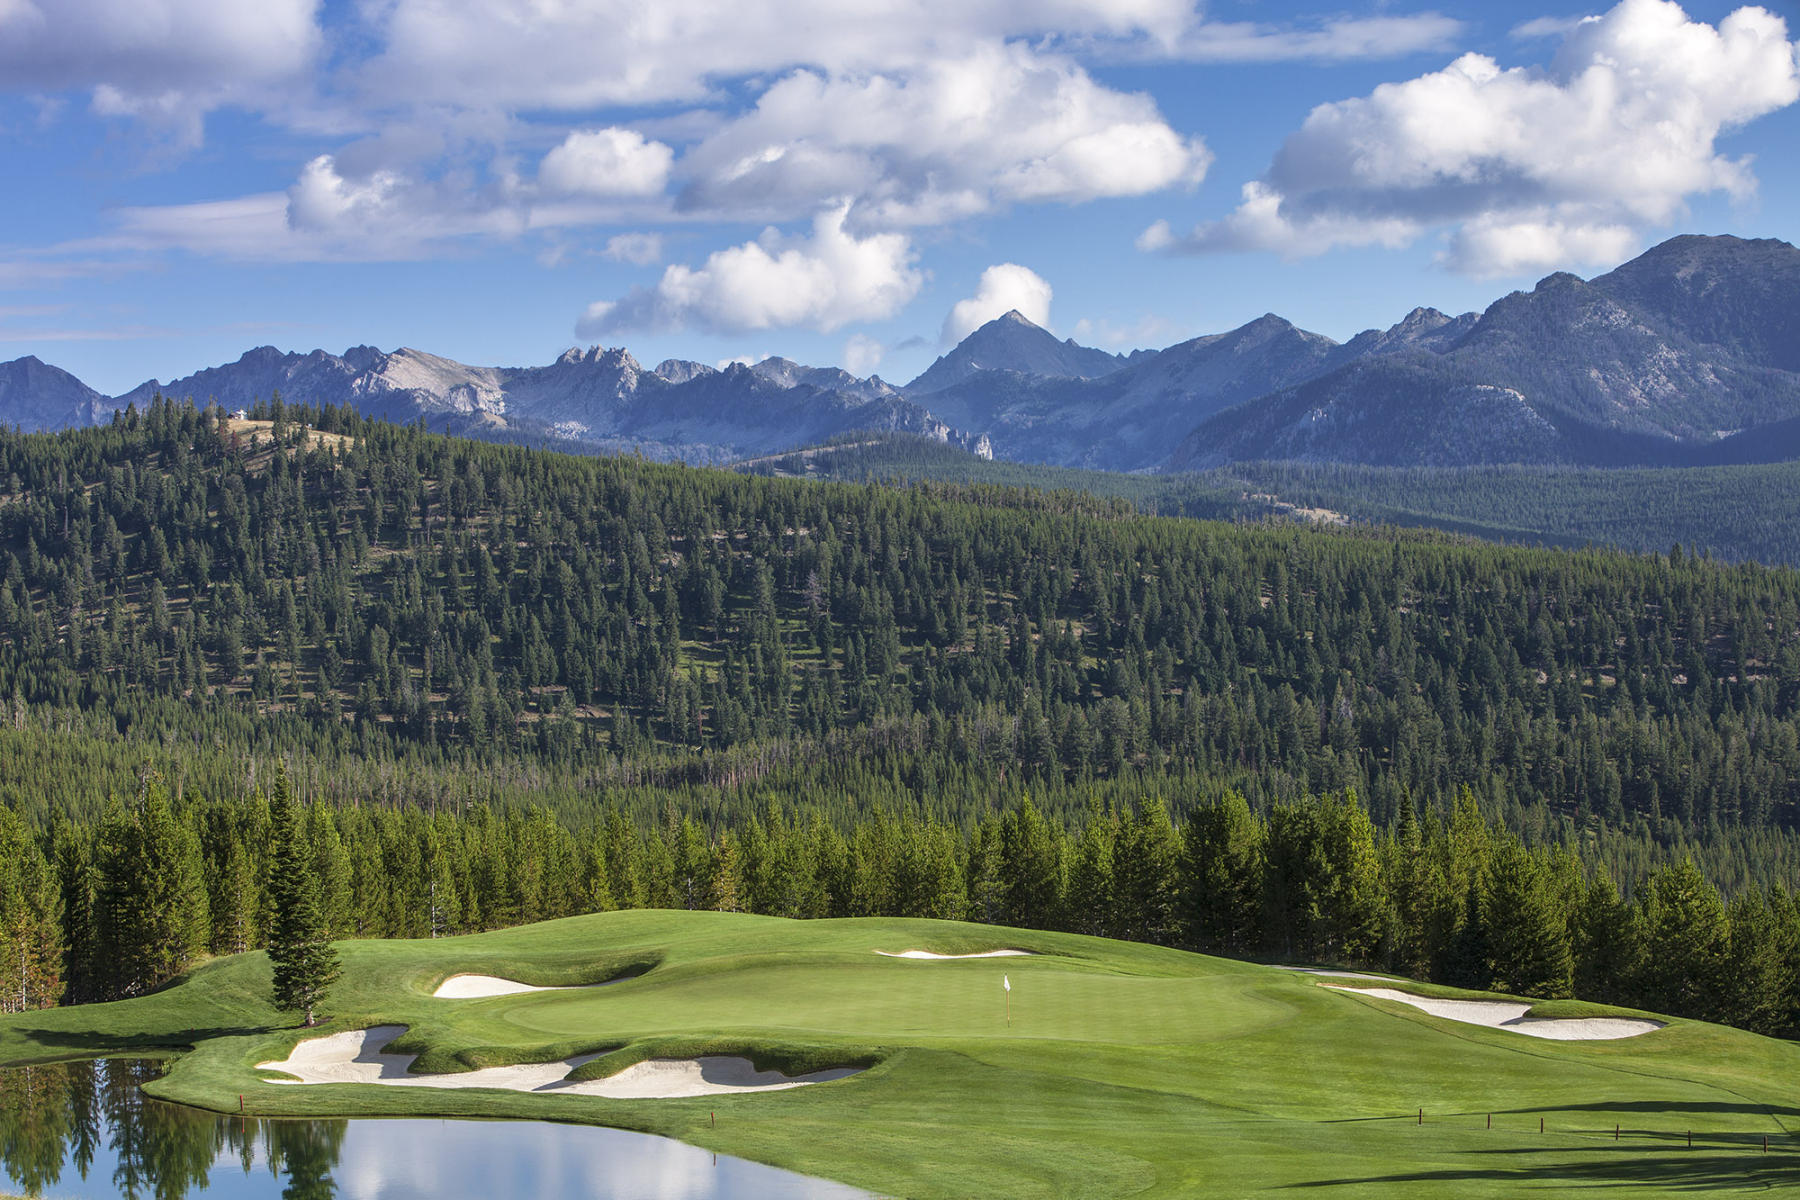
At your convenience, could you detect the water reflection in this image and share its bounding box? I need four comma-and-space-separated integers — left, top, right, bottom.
0, 1061, 867, 1199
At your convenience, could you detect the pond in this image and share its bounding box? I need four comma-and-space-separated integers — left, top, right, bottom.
0, 1060, 871, 1199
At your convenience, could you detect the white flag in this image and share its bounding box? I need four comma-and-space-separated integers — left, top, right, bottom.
1003, 974, 1011, 992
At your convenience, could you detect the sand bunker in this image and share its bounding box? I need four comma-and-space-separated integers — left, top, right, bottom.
1325, 986, 1664, 1041
875, 949, 1032, 959
256, 1027, 862, 1097
433, 974, 625, 999
1276, 966, 1394, 982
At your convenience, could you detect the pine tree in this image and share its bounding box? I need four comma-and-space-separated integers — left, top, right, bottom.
1181, 791, 1263, 955
94, 773, 208, 999
1638, 860, 1730, 1021
52, 815, 95, 1004
266, 768, 341, 1026
1482, 839, 1573, 998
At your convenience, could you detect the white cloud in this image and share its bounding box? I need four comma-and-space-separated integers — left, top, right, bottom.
680, 42, 1209, 225
1137, 180, 1421, 257
1165, 14, 1464, 62
539, 129, 673, 198
603, 233, 665, 266
1070, 313, 1179, 349
359, 1, 1463, 115
0, 0, 321, 138
287, 156, 407, 233
90, 157, 531, 263
1510, 16, 1588, 40
941, 264, 1053, 345
843, 333, 884, 375
579, 204, 923, 337
359, 0, 1197, 111
1146, 0, 1800, 275
1442, 216, 1641, 277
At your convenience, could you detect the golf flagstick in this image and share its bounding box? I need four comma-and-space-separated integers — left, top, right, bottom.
1004, 973, 1011, 1026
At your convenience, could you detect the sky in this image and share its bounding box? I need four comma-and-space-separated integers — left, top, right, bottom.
2, 0, 1798, 395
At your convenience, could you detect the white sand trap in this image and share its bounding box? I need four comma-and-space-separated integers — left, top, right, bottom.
256, 1026, 862, 1097
1275, 966, 1394, 982
1325, 986, 1664, 1041
566, 1057, 863, 1099
433, 973, 625, 999
875, 949, 1032, 959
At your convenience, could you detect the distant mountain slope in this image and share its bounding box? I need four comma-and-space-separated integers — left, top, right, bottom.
1590, 234, 1800, 373
0, 356, 110, 432
1167, 236, 1800, 470
6, 233, 1799, 472
911, 313, 1351, 471
106, 343, 958, 463
905, 310, 1131, 395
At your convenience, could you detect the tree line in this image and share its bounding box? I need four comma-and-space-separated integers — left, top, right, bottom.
4, 780, 1794, 1039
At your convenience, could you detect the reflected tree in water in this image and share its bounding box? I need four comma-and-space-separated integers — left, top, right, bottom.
0, 1059, 344, 1200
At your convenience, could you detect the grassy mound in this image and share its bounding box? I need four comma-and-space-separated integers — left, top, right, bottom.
3, 910, 1796, 1198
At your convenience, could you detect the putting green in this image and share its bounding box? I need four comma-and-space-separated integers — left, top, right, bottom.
2, 909, 1795, 1198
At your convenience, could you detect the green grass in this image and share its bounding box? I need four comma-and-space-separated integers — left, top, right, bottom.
4, 910, 1797, 1198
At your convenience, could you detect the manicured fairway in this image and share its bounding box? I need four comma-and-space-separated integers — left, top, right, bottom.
2, 910, 1796, 1198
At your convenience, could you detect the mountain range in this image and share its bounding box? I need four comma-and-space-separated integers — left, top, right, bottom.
4, 234, 1798, 472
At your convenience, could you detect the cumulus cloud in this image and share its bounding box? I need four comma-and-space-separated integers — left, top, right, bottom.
1166, 13, 1463, 62
1070, 313, 1179, 349
287, 156, 407, 233
1442, 217, 1641, 278
680, 43, 1209, 225
578, 204, 923, 337
359, 0, 1466, 113
0, 0, 320, 139
1136, 181, 1421, 258
538, 129, 673, 198
84, 155, 529, 263
603, 233, 665, 266
359, 0, 1195, 111
843, 333, 884, 375
1146, 0, 1800, 275
941, 264, 1054, 345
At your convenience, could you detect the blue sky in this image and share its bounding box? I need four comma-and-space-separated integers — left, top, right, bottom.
2, 0, 1797, 395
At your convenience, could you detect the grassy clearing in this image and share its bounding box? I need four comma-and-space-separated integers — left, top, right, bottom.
3, 909, 1797, 1198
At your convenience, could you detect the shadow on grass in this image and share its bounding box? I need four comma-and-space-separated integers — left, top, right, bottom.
1286, 1145, 1796, 1192
1487, 1100, 1800, 1120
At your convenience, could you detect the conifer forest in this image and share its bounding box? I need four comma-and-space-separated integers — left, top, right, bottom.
2, 397, 1800, 1041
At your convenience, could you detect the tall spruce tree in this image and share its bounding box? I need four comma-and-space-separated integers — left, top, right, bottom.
94, 773, 208, 999
1482, 839, 1573, 998
266, 768, 340, 1026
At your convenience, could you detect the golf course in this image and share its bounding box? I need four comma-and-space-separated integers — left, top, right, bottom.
1, 908, 1794, 1198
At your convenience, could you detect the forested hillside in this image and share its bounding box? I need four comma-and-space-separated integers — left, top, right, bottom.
2, 398, 1800, 1036
760, 433, 1800, 565
6, 398, 1800, 839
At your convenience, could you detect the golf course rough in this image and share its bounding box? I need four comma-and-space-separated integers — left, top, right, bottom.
2, 909, 1796, 1200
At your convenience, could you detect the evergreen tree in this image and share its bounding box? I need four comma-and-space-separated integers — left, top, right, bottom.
1571, 866, 1640, 1006
1482, 839, 1573, 998
1067, 804, 1117, 938
93, 773, 208, 999
266, 767, 341, 1026
1318, 796, 1386, 965
0, 806, 62, 1011
1181, 791, 1263, 956
51, 815, 95, 1004
1638, 860, 1730, 1022
1115, 798, 1180, 945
